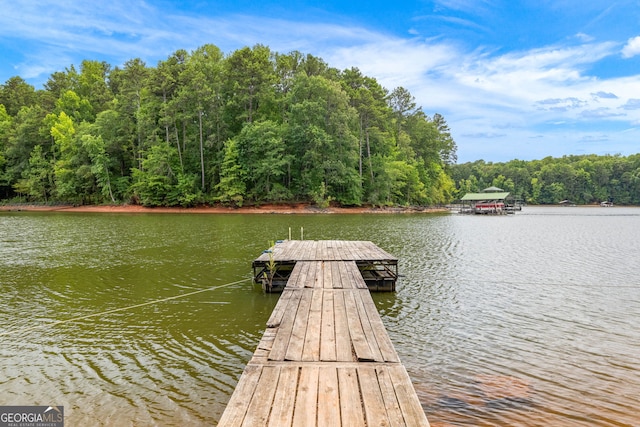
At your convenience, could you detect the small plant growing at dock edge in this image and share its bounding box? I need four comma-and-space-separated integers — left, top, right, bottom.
263, 241, 276, 290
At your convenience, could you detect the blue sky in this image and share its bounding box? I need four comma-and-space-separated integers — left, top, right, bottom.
1, 0, 640, 163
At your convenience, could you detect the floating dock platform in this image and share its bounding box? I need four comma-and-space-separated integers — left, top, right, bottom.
218, 240, 429, 426
252, 240, 399, 292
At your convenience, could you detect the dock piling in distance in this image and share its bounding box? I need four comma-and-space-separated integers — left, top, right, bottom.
218, 240, 430, 426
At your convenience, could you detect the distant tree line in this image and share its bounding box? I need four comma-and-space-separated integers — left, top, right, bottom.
451, 154, 640, 205
0, 44, 458, 207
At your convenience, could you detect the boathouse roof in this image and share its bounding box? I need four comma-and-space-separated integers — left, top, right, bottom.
460, 192, 510, 201
482, 186, 504, 192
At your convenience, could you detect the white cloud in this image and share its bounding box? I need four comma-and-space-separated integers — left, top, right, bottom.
323, 38, 457, 89
535, 98, 588, 112
462, 132, 506, 139
579, 134, 610, 143
621, 36, 640, 58
620, 99, 640, 110
433, 0, 495, 14
575, 32, 595, 42
337, 35, 640, 162
580, 108, 625, 119
591, 91, 618, 99
326, 33, 640, 161
3, 0, 640, 162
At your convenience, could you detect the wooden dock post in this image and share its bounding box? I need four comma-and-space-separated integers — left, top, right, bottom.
218, 240, 429, 426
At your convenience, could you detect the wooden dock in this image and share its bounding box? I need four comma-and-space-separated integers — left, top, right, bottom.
218, 240, 430, 426
252, 240, 399, 292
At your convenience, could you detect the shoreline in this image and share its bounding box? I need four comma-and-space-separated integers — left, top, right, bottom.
0, 203, 449, 215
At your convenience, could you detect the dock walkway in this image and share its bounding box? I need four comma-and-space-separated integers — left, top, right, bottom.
218, 240, 429, 427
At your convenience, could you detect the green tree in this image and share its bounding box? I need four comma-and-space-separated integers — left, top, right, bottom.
0, 77, 37, 116
14, 145, 52, 201
109, 58, 152, 172
426, 163, 456, 205
432, 113, 457, 165
215, 137, 246, 206
388, 86, 416, 143
541, 182, 566, 204
0, 43, 466, 207
457, 175, 478, 197
152, 49, 189, 170
44, 70, 76, 101
223, 45, 276, 133
175, 44, 226, 192
235, 120, 290, 201
50, 111, 82, 200
90, 109, 132, 198
132, 143, 182, 206
341, 67, 391, 195
55, 90, 94, 123
383, 160, 425, 205
77, 60, 113, 114
285, 74, 361, 205
529, 177, 542, 204
0, 105, 12, 197
82, 134, 115, 202
4, 105, 50, 192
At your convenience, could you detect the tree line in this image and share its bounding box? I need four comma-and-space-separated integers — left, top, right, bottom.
451, 154, 640, 205
0, 44, 458, 207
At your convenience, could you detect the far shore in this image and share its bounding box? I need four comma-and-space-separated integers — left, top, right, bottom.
0, 203, 449, 215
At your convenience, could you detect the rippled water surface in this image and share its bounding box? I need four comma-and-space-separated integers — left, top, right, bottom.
1, 207, 639, 426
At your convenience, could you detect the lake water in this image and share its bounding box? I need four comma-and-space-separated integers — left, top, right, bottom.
1, 207, 639, 426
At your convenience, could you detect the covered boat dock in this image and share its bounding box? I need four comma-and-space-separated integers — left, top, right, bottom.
458, 187, 519, 214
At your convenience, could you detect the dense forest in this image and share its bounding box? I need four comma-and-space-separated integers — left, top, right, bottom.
0, 44, 458, 207
451, 154, 640, 205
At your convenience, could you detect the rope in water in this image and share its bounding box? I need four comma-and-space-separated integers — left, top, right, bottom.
0, 277, 252, 337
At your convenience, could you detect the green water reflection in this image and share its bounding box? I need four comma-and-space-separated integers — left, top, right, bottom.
2, 209, 639, 426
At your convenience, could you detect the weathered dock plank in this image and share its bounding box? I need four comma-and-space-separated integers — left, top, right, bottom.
302, 288, 323, 361
219, 241, 429, 427
286, 288, 313, 361
320, 290, 336, 362
267, 365, 297, 427
218, 364, 261, 425
317, 366, 340, 426
343, 290, 376, 362
263, 287, 399, 364
333, 289, 353, 362
267, 290, 302, 361
218, 363, 429, 427
337, 367, 366, 427
292, 366, 319, 427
